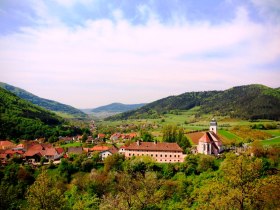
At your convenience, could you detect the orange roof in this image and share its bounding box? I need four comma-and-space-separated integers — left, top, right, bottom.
0, 141, 15, 148
45, 148, 57, 156
198, 133, 212, 143
126, 142, 183, 152
91, 145, 109, 151
186, 132, 205, 145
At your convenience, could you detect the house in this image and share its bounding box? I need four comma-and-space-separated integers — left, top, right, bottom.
110, 133, 121, 141
0, 141, 16, 150
4, 149, 24, 159
98, 134, 106, 140
24, 143, 64, 162
59, 136, 73, 144
124, 141, 186, 163
118, 145, 127, 155
197, 119, 223, 155
44, 148, 64, 160
91, 145, 118, 160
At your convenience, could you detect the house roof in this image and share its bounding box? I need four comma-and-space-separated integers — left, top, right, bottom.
186, 132, 205, 145
126, 142, 183, 152
25, 149, 43, 157
98, 134, 106, 137
91, 145, 110, 152
0, 141, 15, 148
4, 149, 24, 155
109, 146, 118, 154
56, 148, 64, 154
45, 148, 57, 156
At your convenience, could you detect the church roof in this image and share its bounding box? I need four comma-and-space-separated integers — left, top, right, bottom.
198, 133, 212, 143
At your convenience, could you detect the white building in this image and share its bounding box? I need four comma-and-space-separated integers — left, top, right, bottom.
197, 119, 223, 155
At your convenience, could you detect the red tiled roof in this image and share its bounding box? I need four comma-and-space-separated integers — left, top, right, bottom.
55, 148, 64, 154
0, 141, 15, 148
4, 149, 24, 155
45, 148, 57, 156
199, 133, 212, 143
24, 149, 43, 157
98, 134, 106, 138
91, 145, 110, 151
109, 146, 118, 154
126, 142, 183, 152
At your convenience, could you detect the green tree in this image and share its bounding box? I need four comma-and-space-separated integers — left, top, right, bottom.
26, 171, 65, 210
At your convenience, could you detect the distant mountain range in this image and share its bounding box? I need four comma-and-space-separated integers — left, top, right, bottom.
82, 103, 146, 118
0, 82, 86, 119
107, 84, 280, 121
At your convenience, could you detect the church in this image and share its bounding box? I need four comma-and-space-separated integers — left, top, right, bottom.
197, 119, 223, 155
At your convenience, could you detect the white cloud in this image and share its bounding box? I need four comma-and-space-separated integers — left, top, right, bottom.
251, 0, 280, 22
0, 4, 280, 107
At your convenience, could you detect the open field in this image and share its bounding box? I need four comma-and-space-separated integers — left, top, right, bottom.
100, 109, 280, 145
60, 142, 82, 148
264, 130, 280, 137
261, 137, 280, 146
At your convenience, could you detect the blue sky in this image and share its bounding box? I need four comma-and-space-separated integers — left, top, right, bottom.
1, 0, 280, 108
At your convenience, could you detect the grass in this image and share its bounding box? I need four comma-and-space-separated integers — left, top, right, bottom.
60, 142, 82, 148
218, 129, 243, 141
260, 137, 280, 146
263, 129, 280, 137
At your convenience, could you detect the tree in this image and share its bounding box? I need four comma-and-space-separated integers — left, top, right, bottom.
140, 130, 154, 142
26, 171, 65, 210
196, 154, 267, 210
104, 153, 125, 172
82, 133, 88, 142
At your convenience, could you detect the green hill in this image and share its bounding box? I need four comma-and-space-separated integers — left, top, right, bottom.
90, 102, 146, 113
0, 87, 82, 140
107, 84, 280, 121
0, 82, 86, 119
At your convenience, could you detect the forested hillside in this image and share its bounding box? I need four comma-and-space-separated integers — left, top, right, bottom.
107, 84, 280, 120
0, 82, 86, 118
0, 87, 82, 140
90, 102, 146, 113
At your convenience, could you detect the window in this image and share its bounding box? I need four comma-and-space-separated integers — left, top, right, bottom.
174, 155, 176, 157
165, 155, 167, 157
156, 154, 157, 157
170, 155, 172, 157
160, 154, 162, 157
151, 154, 153, 157
129, 153, 131, 156
178, 155, 180, 158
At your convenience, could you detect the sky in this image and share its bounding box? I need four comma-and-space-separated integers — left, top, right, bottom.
0, 0, 280, 108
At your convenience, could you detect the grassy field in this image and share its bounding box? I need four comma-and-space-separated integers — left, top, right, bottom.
218, 129, 242, 140
60, 142, 82, 148
263, 130, 280, 137
261, 137, 280, 146
100, 109, 280, 145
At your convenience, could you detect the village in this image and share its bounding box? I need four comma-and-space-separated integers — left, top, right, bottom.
0, 119, 225, 166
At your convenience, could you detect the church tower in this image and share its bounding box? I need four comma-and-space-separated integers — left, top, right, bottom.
209, 118, 217, 134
